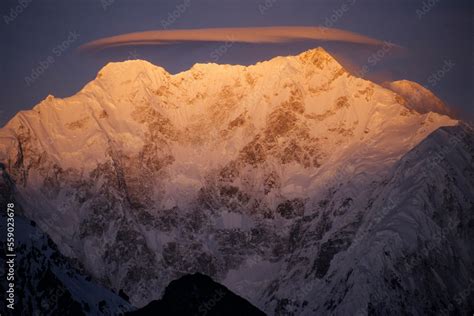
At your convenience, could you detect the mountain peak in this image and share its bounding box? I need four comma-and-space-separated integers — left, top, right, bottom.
296, 47, 342, 68
0, 41, 466, 316
96, 59, 170, 80
90, 47, 343, 85
297, 47, 331, 60
382, 80, 452, 116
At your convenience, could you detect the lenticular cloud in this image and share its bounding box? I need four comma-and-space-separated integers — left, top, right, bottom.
79, 26, 392, 52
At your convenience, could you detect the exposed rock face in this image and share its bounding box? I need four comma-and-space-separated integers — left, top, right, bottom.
270, 125, 474, 315
0, 48, 472, 315
0, 170, 132, 315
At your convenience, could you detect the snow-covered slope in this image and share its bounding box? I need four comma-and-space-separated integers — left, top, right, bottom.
0, 47, 471, 314
266, 124, 474, 315
0, 168, 133, 315
382, 80, 452, 116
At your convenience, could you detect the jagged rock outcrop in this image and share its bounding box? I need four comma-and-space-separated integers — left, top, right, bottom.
0, 168, 132, 315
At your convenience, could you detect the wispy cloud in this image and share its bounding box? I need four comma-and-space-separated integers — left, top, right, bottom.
79, 26, 397, 52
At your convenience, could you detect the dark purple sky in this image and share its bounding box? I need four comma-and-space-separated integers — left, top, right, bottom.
1, 0, 472, 126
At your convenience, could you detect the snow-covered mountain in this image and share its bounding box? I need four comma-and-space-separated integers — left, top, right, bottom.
273, 124, 474, 315
0, 167, 132, 315
0, 47, 472, 315
382, 80, 452, 116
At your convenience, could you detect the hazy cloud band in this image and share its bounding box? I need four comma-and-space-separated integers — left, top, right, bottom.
79, 26, 394, 52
